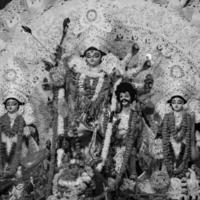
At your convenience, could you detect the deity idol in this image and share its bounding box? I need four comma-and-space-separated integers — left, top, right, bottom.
0, 66, 38, 179
0, 97, 26, 177
49, 35, 152, 133
98, 81, 144, 191
151, 89, 200, 199
161, 93, 192, 178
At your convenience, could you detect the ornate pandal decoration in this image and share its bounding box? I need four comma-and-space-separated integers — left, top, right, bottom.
0, 0, 200, 89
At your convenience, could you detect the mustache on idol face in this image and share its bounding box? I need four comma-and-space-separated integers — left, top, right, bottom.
120, 98, 131, 103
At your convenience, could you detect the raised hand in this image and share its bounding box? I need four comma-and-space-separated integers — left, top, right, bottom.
132, 43, 140, 56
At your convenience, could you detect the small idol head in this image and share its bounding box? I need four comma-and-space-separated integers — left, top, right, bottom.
84, 47, 106, 67
167, 95, 186, 112
115, 82, 137, 108
4, 98, 24, 114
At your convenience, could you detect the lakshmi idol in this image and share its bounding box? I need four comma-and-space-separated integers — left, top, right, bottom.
0, 65, 38, 178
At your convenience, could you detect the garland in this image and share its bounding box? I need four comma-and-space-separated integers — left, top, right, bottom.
57, 88, 65, 135
56, 163, 94, 198
170, 113, 187, 143
162, 112, 191, 178
0, 113, 24, 174
0, 114, 25, 137
97, 79, 122, 171
115, 110, 138, 186
78, 72, 105, 102
99, 122, 113, 170
102, 108, 110, 136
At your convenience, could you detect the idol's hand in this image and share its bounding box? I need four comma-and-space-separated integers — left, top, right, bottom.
54, 45, 65, 61
131, 43, 140, 56
142, 60, 151, 70
107, 177, 116, 191
96, 161, 104, 172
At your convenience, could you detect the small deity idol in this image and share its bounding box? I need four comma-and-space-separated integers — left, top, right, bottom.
161, 94, 192, 178
0, 66, 37, 178
0, 97, 27, 176
98, 82, 143, 190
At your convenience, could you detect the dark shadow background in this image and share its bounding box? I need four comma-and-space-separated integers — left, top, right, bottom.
0, 0, 12, 9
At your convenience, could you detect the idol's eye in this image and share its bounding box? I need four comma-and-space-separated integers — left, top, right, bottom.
171, 100, 183, 104
124, 92, 131, 99
120, 94, 124, 99
93, 52, 101, 58
177, 100, 183, 104
86, 53, 92, 58
6, 100, 18, 107
171, 100, 176, 104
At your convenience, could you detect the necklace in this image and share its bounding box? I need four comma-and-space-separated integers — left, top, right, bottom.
162, 112, 191, 178
115, 109, 139, 184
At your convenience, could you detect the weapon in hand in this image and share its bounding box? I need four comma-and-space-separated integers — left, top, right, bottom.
103, 183, 108, 200
132, 42, 140, 56
21, 25, 53, 54
60, 18, 70, 45
54, 18, 70, 66
45, 18, 70, 197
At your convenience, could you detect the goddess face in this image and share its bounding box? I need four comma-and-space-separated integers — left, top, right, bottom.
85, 49, 102, 67
170, 97, 184, 112
5, 98, 20, 114
119, 92, 131, 107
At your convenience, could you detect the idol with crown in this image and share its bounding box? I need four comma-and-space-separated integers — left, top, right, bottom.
44, 3, 153, 199
139, 63, 200, 199
0, 61, 49, 199
47, 1, 152, 135
0, 64, 35, 177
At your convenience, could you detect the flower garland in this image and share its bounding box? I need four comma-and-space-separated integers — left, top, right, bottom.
69, 56, 115, 103
100, 122, 113, 167
57, 88, 65, 135
78, 72, 105, 102
162, 112, 191, 178
0, 113, 25, 137
102, 108, 110, 136
115, 109, 138, 186
58, 171, 91, 187
97, 79, 122, 171
79, 73, 86, 93
170, 113, 188, 143
91, 74, 104, 101
57, 163, 94, 198
0, 113, 24, 174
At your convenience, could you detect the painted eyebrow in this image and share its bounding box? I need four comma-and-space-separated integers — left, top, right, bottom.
171, 100, 183, 103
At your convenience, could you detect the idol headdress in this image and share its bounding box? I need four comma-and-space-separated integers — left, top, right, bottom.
154, 63, 196, 118
0, 59, 35, 124
0, 65, 31, 104
70, 0, 115, 55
